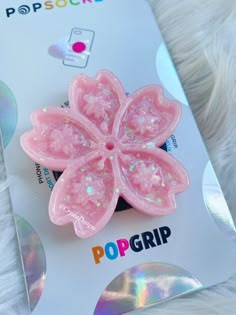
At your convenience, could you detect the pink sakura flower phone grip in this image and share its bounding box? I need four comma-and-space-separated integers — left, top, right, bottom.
21, 70, 189, 238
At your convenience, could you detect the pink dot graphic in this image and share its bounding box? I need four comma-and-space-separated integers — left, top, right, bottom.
72, 41, 86, 53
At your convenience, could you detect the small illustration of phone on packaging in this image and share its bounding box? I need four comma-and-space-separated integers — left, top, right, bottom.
63, 28, 95, 68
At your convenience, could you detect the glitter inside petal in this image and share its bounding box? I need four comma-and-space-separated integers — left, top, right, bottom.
118, 148, 189, 215
69, 70, 126, 136
21, 107, 97, 171
117, 86, 181, 147
49, 153, 119, 238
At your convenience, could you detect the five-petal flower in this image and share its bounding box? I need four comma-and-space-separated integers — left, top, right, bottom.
21, 70, 189, 238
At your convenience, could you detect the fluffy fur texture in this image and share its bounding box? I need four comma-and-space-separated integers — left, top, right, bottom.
151, 0, 236, 219
1, 0, 236, 314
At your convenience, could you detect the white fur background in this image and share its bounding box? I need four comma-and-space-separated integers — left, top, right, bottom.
1, 0, 236, 314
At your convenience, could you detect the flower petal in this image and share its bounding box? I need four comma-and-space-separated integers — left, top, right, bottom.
117, 148, 189, 215
49, 152, 119, 238
21, 107, 98, 171
69, 70, 126, 136
116, 86, 181, 147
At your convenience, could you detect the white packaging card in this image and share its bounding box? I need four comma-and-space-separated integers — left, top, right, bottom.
0, 1, 236, 314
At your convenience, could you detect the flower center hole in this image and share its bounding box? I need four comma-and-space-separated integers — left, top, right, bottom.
106, 142, 115, 151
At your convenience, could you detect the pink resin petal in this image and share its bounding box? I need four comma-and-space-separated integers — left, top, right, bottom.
49, 152, 119, 238
20, 107, 98, 171
117, 148, 189, 215
115, 86, 181, 147
69, 70, 127, 136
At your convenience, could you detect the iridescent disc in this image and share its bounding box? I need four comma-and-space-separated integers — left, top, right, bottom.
16, 215, 46, 311
94, 263, 202, 315
156, 43, 188, 106
0, 81, 18, 148
202, 161, 236, 241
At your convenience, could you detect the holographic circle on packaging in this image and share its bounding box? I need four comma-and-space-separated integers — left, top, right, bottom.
156, 43, 189, 106
94, 263, 202, 315
0, 81, 18, 148
16, 215, 46, 312
202, 161, 236, 241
